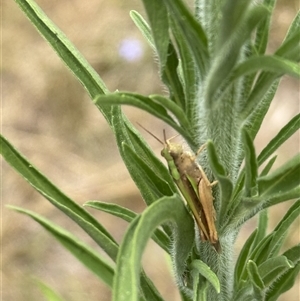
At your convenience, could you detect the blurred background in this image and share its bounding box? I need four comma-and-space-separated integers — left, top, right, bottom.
2, 0, 299, 300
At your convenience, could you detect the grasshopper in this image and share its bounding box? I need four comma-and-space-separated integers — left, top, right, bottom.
140, 126, 219, 250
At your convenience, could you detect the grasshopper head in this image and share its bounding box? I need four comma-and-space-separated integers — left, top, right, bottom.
161, 130, 183, 162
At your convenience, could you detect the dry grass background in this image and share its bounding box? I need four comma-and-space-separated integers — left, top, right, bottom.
1, 0, 299, 300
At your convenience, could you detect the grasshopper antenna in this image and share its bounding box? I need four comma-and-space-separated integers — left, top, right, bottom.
137, 122, 164, 145
163, 129, 167, 143
163, 129, 180, 143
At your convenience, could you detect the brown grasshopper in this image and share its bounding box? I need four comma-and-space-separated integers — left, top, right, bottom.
140, 125, 219, 250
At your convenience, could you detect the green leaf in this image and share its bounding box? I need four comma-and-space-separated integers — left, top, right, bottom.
124, 122, 177, 193
233, 113, 299, 212
216, 0, 252, 49
242, 129, 258, 197
241, 25, 300, 139
111, 112, 176, 241
242, 78, 280, 146
255, 209, 268, 246
247, 260, 264, 291
258, 154, 300, 197
266, 262, 300, 301
149, 95, 190, 129
162, 42, 187, 109
258, 256, 294, 287
130, 11, 186, 110
242, 29, 300, 124
267, 199, 300, 258
237, 187, 299, 237
234, 229, 258, 288
94, 93, 193, 144
276, 31, 300, 60
261, 186, 300, 209
0, 134, 119, 259
231, 55, 300, 81
140, 0, 169, 70
85, 201, 137, 221
254, 0, 276, 55
163, 0, 209, 77
260, 156, 277, 177
192, 273, 209, 301
243, 201, 300, 269
139, 271, 165, 301
257, 114, 300, 166
266, 245, 300, 301
233, 281, 257, 301
130, 10, 155, 49
191, 267, 202, 301
244, 235, 274, 278
282, 244, 300, 266
113, 195, 195, 301
206, 141, 233, 225
190, 260, 220, 294
283, 10, 300, 43
84, 200, 171, 253
14, 0, 108, 99
169, 15, 198, 120
35, 279, 66, 301
122, 143, 174, 203
205, 5, 269, 103
8, 206, 114, 287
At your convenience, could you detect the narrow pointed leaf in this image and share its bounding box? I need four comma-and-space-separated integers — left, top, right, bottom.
231, 55, 300, 81
242, 31, 300, 123
124, 122, 177, 193
262, 186, 300, 209
150, 95, 190, 129
8, 206, 114, 287
233, 283, 258, 301
122, 143, 174, 203
216, 0, 252, 48
130, 10, 155, 49
258, 154, 300, 197
234, 229, 258, 288
258, 256, 294, 287
111, 112, 174, 239
190, 260, 220, 294
84, 200, 171, 253
247, 260, 264, 291
161, 42, 186, 109
244, 235, 274, 276
233, 113, 299, 209
255, 209, 268, 245
169, 15, 198, 119
85, 201, 137, 221
267, 199, 300, 257
283, 11, 300, 43
206, 140, 233, 224
266, 245, 300, 300
36, 280, 66, 301
164, 0, 209, 76
257, 114, 300, 166
206, 5, 268, 103
254, 0, 276, 55
130, 10, 186, 109
141, 0, 169, 70
260, 156, 277, 176
113, 195, 195, 301
0, 134, 118, 260
242, 129, 258, 197
94, 93, 192, 143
